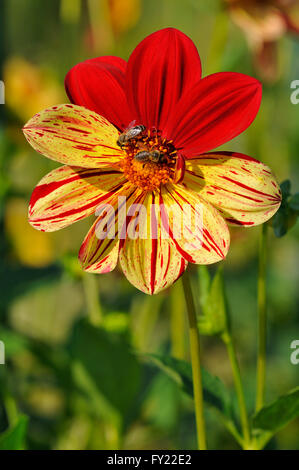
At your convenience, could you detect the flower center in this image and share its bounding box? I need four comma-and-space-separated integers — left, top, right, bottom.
120, 128, 177, 191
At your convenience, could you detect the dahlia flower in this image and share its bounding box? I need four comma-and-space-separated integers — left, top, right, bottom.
23, 28, 281, 294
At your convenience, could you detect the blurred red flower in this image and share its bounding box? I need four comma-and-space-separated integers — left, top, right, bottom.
225, 0, 299, 81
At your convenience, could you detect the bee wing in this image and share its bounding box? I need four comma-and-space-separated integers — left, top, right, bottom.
125, 120, 137, 131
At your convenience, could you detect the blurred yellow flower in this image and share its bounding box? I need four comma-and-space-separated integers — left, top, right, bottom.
5, 197, 54, 267
107, 0, 141, 37
4, 57, 64, 122
85, 0, 141, 53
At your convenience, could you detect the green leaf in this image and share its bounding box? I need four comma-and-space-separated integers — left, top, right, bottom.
272, 204, 298, 238
280, 180, 291, 199
145, 373, 182, 431
289, 193, 299, 212
197, 266, 227, 335
253, 386, 299, 434
271, 180, 299, 238
272, 207, 289, 238
145, 353, 234, 420
70, 319, 141, 425
0, 415, 28, 450
0, 327, 29, 358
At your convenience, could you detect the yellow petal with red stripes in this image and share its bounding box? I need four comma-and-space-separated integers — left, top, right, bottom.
23, 104, 123, 168
80, 238, 120, 274
184, 152, 281, 226
29, 165, 126, 232
119, 191, 187, 294
160, 184, 230, 264
79, 184, 139, 272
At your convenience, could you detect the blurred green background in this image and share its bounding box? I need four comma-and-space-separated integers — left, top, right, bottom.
0, 0, 298, 450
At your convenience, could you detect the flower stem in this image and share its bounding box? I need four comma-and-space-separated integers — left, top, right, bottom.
170, 280, 186, 359
82, 273, 102, 326
221, 331, 251, 447
3, 392, 18, 428
256, 223, 268, 412
182, 271, 207, 450
60, 0, 81, 24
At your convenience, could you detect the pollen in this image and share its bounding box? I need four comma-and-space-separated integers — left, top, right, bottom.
120, 128, 177, 191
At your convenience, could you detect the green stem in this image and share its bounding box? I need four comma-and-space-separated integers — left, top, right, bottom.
60, 0, 81, 24
131, 294, 163, 352
170, 280, 186, 359
4, 392, 18, 428
220, 415, 244, 447
82, 273, 102, 326
182, 271, 207, 450
256, 223, 268, 412
222, 332, 251, 447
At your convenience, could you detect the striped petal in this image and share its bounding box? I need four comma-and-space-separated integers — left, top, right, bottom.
79, 184, 139, 272
23, 104, 123, 168
119, 191, 187, 294
29, 165, 126, 232
184, 152, 281, 226
80, 233, 120, 274
160, 184, 230, 264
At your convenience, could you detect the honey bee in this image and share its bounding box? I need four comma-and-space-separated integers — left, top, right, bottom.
134, 149, 165, 164
117, 122, 145, 148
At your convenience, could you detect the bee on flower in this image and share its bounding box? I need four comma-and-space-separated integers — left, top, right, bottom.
23, 28, 281, 294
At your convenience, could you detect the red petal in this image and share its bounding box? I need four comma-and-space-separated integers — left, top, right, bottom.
65, 56, 132, 130
125, 28, 202, 130
164, 72, 262, 157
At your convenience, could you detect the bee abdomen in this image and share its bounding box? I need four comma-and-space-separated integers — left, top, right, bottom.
134, 151, 150, 162
149, 150, 161, 162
